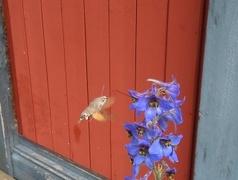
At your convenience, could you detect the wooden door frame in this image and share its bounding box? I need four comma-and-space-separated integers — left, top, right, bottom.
194, 0, 238, 179
0, 1, 106, 179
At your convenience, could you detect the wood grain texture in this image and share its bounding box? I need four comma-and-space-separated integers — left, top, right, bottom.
21, 0, 53, 150
0, 0, 15, 173
12, 143, 106, 180
135, 0, 169, 177
61, 0, 90, 168
109, 0, 136, 179
40, 0, 70, 158
5, 0, 36, 142
2, 0, 106, 179
136, 0, 168, 90
194, 0, 238, 179
84, 0, 111, 177
166, 0, 204, 178
4, 0, 206, 179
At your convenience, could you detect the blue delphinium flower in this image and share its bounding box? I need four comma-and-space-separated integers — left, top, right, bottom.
129, 84, 174, 121
158, 97, 185, 131
128, 88, 151, 117
125, 167, 152, 180
144, 96, 173, 122
124, 76, 184, 180
158, 134, 183, 163
128, 78, 185, 132
165, 167, 176, 179
124, 123, 139, 143
147, 75, 180, 100
126, 140, 163, 177
124, 122, 160, 142
125, 165, 140, 180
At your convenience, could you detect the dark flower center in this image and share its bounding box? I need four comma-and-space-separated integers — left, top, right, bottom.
131, 97, 138, 103
130, 158, 134, 165
127, 130, 133, 138
149, 99, 159, 108
160, 139, 172, 147
139, 146, 148, 156
136, 126, 145, 136
166, 170, 175, 180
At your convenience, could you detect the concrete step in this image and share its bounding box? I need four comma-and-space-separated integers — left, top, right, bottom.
0, 170, 15, 180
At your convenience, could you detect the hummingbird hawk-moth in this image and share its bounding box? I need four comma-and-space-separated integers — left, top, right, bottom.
78, 96, 114, 123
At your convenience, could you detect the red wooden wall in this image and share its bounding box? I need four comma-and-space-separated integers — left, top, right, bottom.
4, 0, 205, 179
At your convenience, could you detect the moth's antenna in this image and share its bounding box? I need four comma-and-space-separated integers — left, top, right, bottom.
111, 90, 130, 97
101, 85, 105, 96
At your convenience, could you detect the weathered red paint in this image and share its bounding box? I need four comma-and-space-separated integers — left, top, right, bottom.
4, 0, 205, 179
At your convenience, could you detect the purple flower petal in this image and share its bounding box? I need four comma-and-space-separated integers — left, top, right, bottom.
148, 140, 162, 156
128, 89, 151, 98
162, 146, 173, 157
144, 157, 153, 169
125, 176, 135, 180
159, 98, 173, 111
140, 170, 152, 180
170, 108, 183, 124
168, 149, 178, 163
165, 167, 176, 177
175, 97, 186, 107
126, 144, 140, 155
147, 75, 180, 100
132, 165, 140, 178
168, 134, 183, 146
134, 155, 145, 165
158, 117, 169, 131
145, 108, 157, 120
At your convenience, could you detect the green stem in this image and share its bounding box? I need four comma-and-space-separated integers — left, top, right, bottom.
153, 163, 163, 180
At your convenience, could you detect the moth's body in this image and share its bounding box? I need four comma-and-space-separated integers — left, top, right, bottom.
78, 96, 113, 123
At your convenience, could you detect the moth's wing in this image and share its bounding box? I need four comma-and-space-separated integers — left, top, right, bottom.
92, 109, 114, 122
102, 97, 115, 109
92, 112, 106, 122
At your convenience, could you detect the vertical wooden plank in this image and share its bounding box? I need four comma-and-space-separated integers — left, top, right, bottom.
41, 0, 70, 158
84, 0, 111, 178
195, 1, 238, 179
0, 1, 15, 173
166, 0, 204, 179
110, 0, 136, 179
61, 0, 90, 168
135, 1, 168, 176
4, 0, 205, 179
22, 0, 53, 150
5, 0, 36, 141
136, 0, 168, 91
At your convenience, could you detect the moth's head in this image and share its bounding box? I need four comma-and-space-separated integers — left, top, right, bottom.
100, 96, 108, 102
78, 113, 88, 123
100, 96, 115, 109
98, 96, 108, 108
